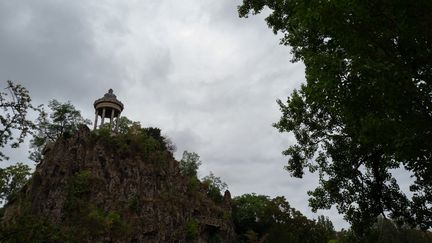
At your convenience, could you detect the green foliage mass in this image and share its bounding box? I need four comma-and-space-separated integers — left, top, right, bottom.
63, 170, 92, 214
179, 151, 202, 177
85, 207, 130, 238
187, 176, 201, 195
202, 172, 228, 203
238, 0, 432, 234
337, 217, 432, 243
0, 81, 39, 161
232, 194, 336, 243
30, 99, 90, 162
0, 213, 71, 242
0, 163, 31, 204
128, 195, 141, 213
179, 151, 228, 204
92, 122, 174, 165
108, 116, 175, 155
0, 170, 130, 242
185, 218, 199, 239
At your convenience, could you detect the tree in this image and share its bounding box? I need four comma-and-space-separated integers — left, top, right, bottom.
202, 172, 228, 192
316, 215, 336, 242
0, 81, 39, 161
0, 163, 31, 204
232, 194, 333, 243
202, 171, 228, 203
179, 151, 202, 177
115, 116, 133, 134
232, 194, 272, 238
0, 81, 35, 207
30, 99, 90, 162
336, 217, 432, 243
99, 117, 176, 155
238, 0, 432, 233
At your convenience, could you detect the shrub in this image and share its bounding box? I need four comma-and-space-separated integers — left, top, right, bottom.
91, 124, 174, 165
187, 177, 200, 195
185, 218, 199, 239
202, 172, 227, 204
64, 170, 92, 215
128, 195, 140, 213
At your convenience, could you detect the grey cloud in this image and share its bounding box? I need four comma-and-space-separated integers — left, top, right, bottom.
0, 0, 352, 229
0, 1, 128, 108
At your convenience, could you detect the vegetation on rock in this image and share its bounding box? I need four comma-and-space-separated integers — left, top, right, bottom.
0, 163, 31, 204
30, 99, 91, 162
202, 172, 228, 203
179, 150, 202, 177
1, 118, 235, 242
185, 218, 199, 239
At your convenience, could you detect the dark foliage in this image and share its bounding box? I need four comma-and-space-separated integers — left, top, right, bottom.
232, 194, 335, 243
0, 163, 31, 204
202, 172, 228, 204
30, 99, 90, 162
92, 124, 174, 166
337, 217, 432, 243
179, 151, 202, 177
239, 0, 432, 234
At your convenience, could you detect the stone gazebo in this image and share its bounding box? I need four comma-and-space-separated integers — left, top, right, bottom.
93, 89, 124, 131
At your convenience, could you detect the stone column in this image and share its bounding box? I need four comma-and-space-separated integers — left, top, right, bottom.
110, 109, 114, 129
94, 110, 99, 130
115, 114, 121, 132
101, 108, 106, 125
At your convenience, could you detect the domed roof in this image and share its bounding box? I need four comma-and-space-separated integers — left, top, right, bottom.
93, 89, 124, 111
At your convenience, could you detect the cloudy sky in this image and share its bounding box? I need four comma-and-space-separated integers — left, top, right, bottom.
0, 0, 350, 229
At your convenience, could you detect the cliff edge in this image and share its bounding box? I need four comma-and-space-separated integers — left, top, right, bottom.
1, 126, 235, 242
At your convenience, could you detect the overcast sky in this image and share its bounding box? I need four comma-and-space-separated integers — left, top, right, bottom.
0, 0, 351, 229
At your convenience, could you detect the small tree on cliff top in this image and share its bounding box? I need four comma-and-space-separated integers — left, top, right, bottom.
179, 151, 202, 177
30, 99, 90, 162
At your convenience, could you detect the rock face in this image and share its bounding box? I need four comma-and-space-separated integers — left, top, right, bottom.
2, 126, 235, 242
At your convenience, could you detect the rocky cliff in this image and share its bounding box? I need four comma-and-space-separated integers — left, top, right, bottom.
1, 126, 235, 242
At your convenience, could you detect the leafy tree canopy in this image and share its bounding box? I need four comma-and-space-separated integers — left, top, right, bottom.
179, 151, 202, 177
202, 171, 228, 203
115, 116, 134, 134
337, 216, 432, 243
0, 81, 37, 206
238, 0, 432, 233
96, 117, 176, 159
0, 162, 31, 205
30, 99, 91, 162
0, 81, 39, 161
233, 193, 335, 243
202, 171, 228, 193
